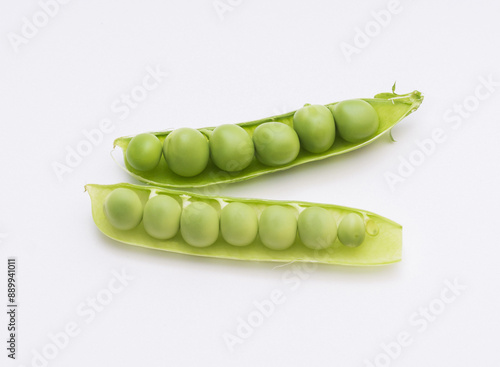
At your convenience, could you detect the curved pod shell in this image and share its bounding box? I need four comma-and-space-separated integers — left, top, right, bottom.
86, 183, 402, 266
114, 89, 423, 188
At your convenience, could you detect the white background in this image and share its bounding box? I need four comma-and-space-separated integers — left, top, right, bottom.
1, 0, 499, 366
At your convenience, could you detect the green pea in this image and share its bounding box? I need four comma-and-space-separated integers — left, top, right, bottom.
143, 195, 181, 240
210, 124, 254, 172
298, 207, 337, 250
259, 205, 297, 250
163, 128, 209, 177
125, 133, 163, 171
180, 201, 219, 247
337, 213, 365, 247
365, 219, 379, 236
293, 105, 336, 153
253, 122, 300, 166
331, 100, 379, 143
220, 202, 258, 246
104, 188, 143, 230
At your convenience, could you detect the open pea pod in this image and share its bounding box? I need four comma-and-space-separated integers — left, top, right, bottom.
114, 88, 423, 188
86, 183, 402, 266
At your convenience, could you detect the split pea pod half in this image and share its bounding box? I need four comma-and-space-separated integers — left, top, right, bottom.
86, 183, 402, 266
113, 87, 423, 188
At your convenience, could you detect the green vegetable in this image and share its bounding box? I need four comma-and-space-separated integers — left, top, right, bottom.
220, 202, 258, 246
331, 99, 379, 143
87, 183, 402, 266
209, 124, 254, 172
103, 188, 143, 230
143, 195, 181, 240
180, 201, 219, 248
298, 206, 337, 250
338, 213, 366, 247
163, 128, 209, 177
125, 133, 163, 171
258, 205, 297, 250
253, 122, 300, 166
114, 89, 423, 188
293, 104, 336, 153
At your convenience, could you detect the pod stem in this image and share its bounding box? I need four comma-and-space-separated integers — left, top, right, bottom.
374, 89, 424, 109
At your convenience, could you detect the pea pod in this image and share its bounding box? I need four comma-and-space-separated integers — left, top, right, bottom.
86, 183, 402, 266
113, 88, 423, 188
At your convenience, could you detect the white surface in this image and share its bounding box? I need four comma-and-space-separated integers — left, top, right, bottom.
1, 0, 499, 366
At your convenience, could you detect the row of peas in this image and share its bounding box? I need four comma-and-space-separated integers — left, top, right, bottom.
104, 188, 368, 250
125, 99, 379, 177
